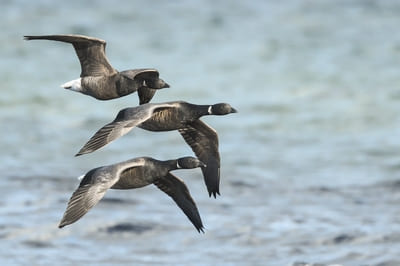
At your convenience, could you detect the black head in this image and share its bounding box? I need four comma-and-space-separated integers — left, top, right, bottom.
147, 78, 170, 89
177, 156, 206, 169
210, 103, 237, 115
159, 78, 170, 89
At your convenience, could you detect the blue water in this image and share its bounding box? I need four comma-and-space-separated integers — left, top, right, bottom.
1, 0, 400, 265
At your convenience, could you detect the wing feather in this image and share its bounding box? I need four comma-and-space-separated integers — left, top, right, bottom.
179, 120, 220, 198
24, 34, 116, 77
59, 169, 118, 228
75, 120, 135, 156
76, 103, 176, 156
154, 173, 204, 232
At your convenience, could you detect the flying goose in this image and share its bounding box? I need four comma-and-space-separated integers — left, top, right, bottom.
75, 101, 237, 198
59, 156, 205, 232
24, 34, 169, 104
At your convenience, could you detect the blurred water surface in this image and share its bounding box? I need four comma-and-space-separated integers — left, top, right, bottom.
1, 0, 400, 265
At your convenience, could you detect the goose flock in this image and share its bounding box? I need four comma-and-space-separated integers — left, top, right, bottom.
25, 34, 237, 233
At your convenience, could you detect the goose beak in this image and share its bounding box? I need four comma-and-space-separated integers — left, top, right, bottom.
231, 107, 238, 113
198, 161, 206, 168
163, 82, 170, 88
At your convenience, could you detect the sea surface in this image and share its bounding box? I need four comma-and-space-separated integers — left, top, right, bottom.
1, 0, 400, 265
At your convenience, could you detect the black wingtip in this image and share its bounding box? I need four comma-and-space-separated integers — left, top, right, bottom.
197, 226, 205, 234
75, 148, 90, 157
75, 150, 85, 157
208, 190, 220, 198
24, 35, 38, 41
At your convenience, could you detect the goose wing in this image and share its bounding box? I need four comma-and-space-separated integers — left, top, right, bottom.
179, 120, 220, 198
75, 119, 138, 156
154, 173, 204, 233
24, 34, 116, 77
59, 167, 119, 228
137, 87, 157, 105
76, 103, 175, 156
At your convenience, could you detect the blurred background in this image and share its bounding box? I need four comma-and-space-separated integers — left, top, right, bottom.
1, 0, 400, 265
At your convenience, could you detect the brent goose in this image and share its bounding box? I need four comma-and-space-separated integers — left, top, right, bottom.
75, 101, 237, 197
24, 34, 169, 103
59, 156, 205, 232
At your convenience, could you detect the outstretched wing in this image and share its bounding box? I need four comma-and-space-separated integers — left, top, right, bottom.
59, 168, 118, 228
24, 34, 116, 77
154, 173, 204, 233
75, 120, 137, 156
179, 120, 220, 198
76, 103, 175, 156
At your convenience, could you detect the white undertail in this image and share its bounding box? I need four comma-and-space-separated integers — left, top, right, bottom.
61, 78, 82, 92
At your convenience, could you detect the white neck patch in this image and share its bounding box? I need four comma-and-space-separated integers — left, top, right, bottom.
177, 161, 182, 169
208, 105, 212, 114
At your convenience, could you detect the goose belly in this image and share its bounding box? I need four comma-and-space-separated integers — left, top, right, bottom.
82, 76, 119, 100
139, 109, 187, 131
111, 168, 150, 189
